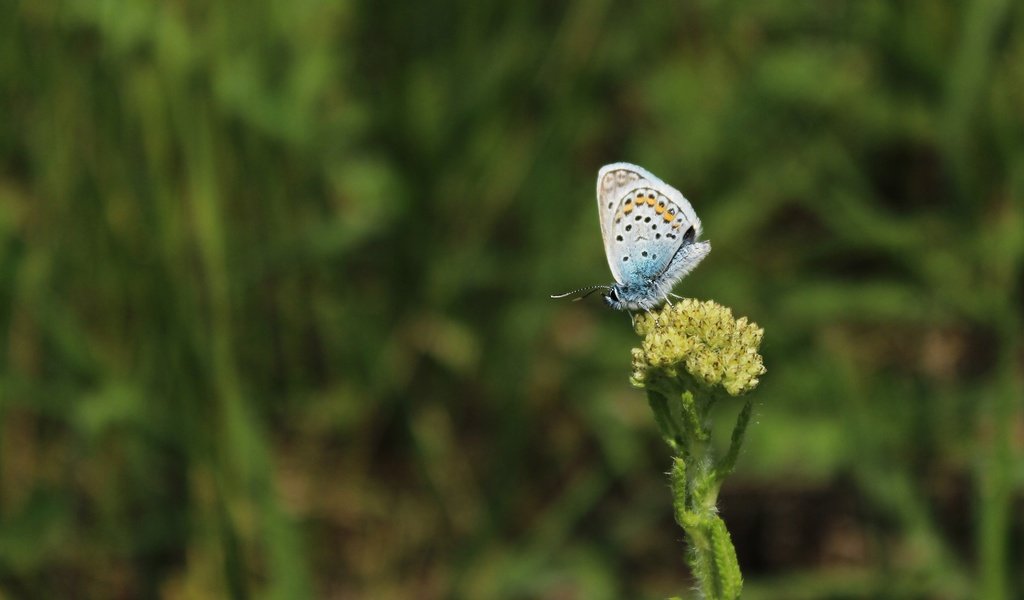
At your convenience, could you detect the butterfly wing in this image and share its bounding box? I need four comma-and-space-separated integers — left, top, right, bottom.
597, 164, 652, 283
596, 163, 704, 287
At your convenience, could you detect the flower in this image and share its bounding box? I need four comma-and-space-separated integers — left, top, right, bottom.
630, 299, 766, 396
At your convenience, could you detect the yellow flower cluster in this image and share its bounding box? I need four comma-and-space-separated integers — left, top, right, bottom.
631, 298, 766, 396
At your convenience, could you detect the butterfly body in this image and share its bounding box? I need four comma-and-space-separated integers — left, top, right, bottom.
594, 163, 710, 311
603, 235, 710, 310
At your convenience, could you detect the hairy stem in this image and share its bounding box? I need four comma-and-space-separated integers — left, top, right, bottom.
654, 386, 744, 600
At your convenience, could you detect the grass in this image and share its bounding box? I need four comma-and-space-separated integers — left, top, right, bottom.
0, 1, 1022, 598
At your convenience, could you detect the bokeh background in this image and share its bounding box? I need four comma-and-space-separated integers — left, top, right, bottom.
2, 2, 1023, 599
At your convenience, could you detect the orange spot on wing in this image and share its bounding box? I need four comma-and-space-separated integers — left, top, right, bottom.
655, 203, 666, 214
663, 212, 675, 222
646, 196, 656, 206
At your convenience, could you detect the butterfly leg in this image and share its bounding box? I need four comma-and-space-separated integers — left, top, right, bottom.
628, 311, 635, 328
669, 292, 684, 299
664, 295, 674, 307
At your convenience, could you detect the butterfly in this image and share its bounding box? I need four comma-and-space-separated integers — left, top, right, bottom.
552, 163, 711, 312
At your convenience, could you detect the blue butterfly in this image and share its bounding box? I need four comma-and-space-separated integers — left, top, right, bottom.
553, 163, 711, 312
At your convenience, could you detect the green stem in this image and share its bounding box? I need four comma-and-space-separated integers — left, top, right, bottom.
675, 390, 710, 442
647, 390, 682, 452
978, 319, 1020, 600
715, 398, 754, 485
680, 515, 743, 600
657, 382, 744, 600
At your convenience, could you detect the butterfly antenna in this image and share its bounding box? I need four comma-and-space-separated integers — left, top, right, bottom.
550, 285, 611, 302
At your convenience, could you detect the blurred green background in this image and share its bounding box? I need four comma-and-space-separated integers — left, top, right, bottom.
1, 2, 1023, 599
